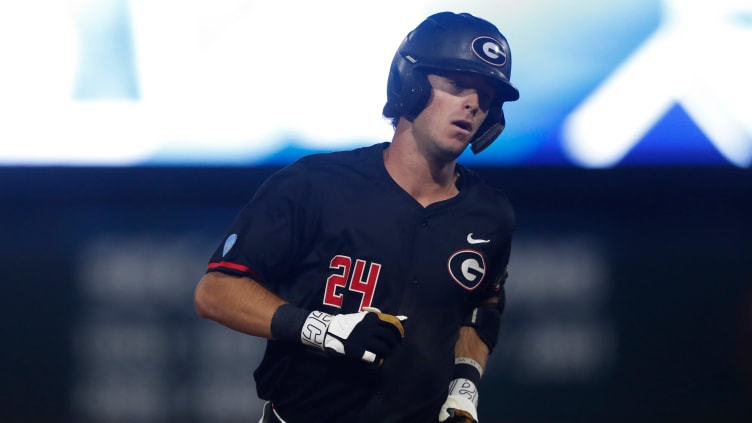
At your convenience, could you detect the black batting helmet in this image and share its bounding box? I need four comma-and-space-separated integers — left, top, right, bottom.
383, 12, 520, 154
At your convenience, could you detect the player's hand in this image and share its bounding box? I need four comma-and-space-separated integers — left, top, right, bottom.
301, 307, 407, 364
438, 395, 478, 423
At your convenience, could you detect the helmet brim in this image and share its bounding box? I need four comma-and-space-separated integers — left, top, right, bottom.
415, 62, 520, 103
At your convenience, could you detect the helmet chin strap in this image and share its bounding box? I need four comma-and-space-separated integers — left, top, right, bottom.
470, 109, 506, 154
470, 122, 504, 154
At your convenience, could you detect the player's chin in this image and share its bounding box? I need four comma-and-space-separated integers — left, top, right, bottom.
437, 145, 468, 162
446, 136, 471, 155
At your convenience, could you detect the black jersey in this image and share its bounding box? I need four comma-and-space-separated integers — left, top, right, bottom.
207, 142, 515, 423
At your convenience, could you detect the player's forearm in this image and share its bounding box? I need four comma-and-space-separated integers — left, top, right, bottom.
194, 272, 284, 339
439, 326, 489, 423
455, 326, 490, 369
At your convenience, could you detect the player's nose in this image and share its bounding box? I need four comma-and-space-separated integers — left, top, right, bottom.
464, 101, 479, 117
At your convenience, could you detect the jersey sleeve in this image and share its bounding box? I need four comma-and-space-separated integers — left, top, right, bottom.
472, 236, 511, 307
206, 161, 315, 290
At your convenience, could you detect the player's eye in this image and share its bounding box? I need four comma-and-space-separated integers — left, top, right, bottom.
443, 78, 464, 93
478, 93, 494, 111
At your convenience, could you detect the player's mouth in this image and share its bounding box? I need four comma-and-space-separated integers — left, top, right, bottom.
452, 119, 473, 133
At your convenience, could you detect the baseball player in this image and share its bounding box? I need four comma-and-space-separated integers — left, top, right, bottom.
194, 11, 520, 423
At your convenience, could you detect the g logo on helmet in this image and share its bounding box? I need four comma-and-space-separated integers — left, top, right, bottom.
447, 250, 486, 290
471, 36, 507, 67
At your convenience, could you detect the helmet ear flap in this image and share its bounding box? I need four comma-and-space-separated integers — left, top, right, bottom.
384, 55, 432, 122
470, 106, 506, 154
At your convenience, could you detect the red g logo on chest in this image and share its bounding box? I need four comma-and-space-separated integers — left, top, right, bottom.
447, 249, 486, 290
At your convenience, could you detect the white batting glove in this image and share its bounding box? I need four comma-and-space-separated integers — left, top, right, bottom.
300, 307, 407, 364
438, 377, 479, 423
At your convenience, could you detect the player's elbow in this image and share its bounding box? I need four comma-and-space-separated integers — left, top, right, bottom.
194, 275, 217, 319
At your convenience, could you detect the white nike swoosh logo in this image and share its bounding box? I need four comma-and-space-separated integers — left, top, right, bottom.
466, 233, 490, 244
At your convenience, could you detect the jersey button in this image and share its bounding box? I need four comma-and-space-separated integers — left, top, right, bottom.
411, 278, 418, 285
420, 221, 427, 228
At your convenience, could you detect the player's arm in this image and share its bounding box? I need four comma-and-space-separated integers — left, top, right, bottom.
439, 296, 501, 423
194, 271, 407, 365
194, 271, 284, 338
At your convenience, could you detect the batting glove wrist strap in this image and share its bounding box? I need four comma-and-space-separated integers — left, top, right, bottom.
300, 310, 333, 350
438, 378, 480, 423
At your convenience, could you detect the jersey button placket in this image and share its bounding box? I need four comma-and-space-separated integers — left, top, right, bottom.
412, 220, 428, 285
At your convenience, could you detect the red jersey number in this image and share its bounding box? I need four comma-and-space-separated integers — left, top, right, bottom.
323, 255, 381, 311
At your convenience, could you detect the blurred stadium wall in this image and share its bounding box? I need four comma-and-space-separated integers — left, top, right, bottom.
1, 166, 750, 423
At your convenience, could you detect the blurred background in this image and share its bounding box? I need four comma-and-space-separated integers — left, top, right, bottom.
1, 0, 750, 422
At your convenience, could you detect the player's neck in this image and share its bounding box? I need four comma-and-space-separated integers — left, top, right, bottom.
383, 141, 459, 208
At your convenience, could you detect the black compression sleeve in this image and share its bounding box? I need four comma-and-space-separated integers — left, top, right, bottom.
461, 304, 501, 353
270, 303, 310, 342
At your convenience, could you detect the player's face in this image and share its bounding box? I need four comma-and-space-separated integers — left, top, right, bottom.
412, 72, 496, 159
